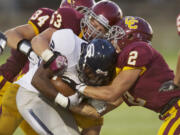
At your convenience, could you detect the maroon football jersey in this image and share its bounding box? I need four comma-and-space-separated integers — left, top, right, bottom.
0, 8, 54, 84
116, 41, 180, 113
28, 8, 54, 34
0, 49, 28, 83
49, 7, 83, 35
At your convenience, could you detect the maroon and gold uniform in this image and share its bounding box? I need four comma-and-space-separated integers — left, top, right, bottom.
0, 6, 103, 134
116, 41, 180, 134
0, 8, 54, 135
49, 7, 83, 35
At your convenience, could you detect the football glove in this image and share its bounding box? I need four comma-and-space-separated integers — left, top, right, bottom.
0, 32, 7, 55
159, 80, 179, 92
61, 72, 87, 93
43, 51, 68, 76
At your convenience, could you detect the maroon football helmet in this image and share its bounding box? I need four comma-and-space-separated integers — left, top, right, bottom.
81, 0, 123, 41
109, 16, 153, 49
60, 0, 95, 8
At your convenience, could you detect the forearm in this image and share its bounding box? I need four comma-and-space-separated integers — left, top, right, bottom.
31, 28, 56, 57
5, 24, 35, 49
174, 52, 180, 86
69, 103, 101, 119
100, 97, 123, 116
31, 63, 58, 100
83, 85, 118, 102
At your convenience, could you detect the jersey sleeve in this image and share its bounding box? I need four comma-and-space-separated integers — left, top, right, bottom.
176, 14, 180, 35
0, 49, 28, 82
28, 8, 54, 35
49, 7, 82, 35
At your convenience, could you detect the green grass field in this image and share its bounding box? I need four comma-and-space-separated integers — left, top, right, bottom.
0, 49, 177, 135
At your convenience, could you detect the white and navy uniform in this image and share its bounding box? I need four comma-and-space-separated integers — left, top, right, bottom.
15, 29, 84, 135
15, 29, 107, 135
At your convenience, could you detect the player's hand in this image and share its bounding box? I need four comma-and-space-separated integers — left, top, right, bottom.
61, 72, 81, 90
75, 83, 87, 94
61, 72, 87, 93
0, 32, 7, 55
28, 51, 40, 65
68, 93, 84, 107
159, 80, 179, 92
44, 51, 68, 76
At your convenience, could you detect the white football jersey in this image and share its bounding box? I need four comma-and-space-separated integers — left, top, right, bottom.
15, 29, 87, 93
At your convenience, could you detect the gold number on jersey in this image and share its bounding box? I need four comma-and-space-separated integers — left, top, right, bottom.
50, 11, 62, 29
31, 10, 49, 27
125, 17, 138, 29
127, 51, 138, 66
37, 16, 49, 27
123, 91, 146, 106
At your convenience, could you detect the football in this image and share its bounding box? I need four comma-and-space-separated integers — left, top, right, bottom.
51, 76, 75, 97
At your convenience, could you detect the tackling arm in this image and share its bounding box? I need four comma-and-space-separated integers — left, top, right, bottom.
80, 69, 141, 102
31, 27, 56, 58
5, 24, 36, 49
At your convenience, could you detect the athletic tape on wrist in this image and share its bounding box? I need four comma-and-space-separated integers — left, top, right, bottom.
55, 93, 69, 108
41, 49, 54, 62
0, 39, 6, 49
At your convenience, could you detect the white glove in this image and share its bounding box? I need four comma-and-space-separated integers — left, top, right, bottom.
88, 99, 107, 114
28, 51, 40, 65
0, 32, 7, 55
68, 93, 84, 107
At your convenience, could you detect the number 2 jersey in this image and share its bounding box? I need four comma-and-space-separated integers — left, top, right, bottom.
116, 41, 180, 113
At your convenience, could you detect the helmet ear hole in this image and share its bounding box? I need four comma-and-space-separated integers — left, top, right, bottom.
127, 34, 134, 40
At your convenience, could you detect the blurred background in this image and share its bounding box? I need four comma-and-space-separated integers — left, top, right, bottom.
0, 0, 180, 135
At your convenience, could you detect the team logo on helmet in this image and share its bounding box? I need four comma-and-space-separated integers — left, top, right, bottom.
125, 17, 139, 30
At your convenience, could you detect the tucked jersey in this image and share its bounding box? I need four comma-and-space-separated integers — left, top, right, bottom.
116, 41, 179, 112
15, 29, 86, 93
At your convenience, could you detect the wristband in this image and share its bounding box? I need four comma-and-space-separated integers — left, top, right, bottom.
41, 49, 54, 62
55, 93, 69, 108
17, 39, 31, 55
0, 39, 6, 49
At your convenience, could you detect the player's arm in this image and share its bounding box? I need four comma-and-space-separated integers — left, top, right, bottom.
70, 97, 123, 118
174, 51, 180, 86
31, 9, 62, 59
31, 61, 58, 100
5, 24, 36, 49
79, 69, 141, 102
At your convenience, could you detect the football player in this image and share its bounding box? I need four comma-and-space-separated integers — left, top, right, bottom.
68, 16, 180, 135
15, 29, 118, 135
0, 0, 95, 134
0, 1, 123, 134
174, 14, 180, 87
